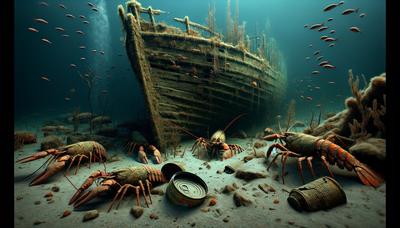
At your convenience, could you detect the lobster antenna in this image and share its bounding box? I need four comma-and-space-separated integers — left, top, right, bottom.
317, 106, 322, 126
223, 113, 247, 132
170, 121, 199, 139
276, 116, 283, 134
23, 156, 54, 180
63, 173, 78, 190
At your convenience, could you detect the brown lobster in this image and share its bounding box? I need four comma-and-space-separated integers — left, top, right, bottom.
263, 132, 383, 187
69, 165, 167, 211
17, 141, 107, 185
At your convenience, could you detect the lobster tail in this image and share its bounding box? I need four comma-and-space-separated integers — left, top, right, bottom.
354, 162, 383, 188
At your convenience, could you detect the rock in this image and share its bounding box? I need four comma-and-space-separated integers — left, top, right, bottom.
40, 135, 64, 150
61, 210, 71, 218
216, 170, 223, 174
233, 191, 253, 207
51, 186, 60, 192
149, 213, 159, 220
223, 217, 229, 223
151, 188, 164, 196
33, 220, 45, 225
44, 192, 53, 198
206, 164, 211, 169
83, 210, 99, 222
130, 206, 144, 218
34, 201, 41, 205
288, 221, 295, 225
253, 142, 265, 149
232, 183, 240, 189
253, 192, 263, 197
190, 222, 196, 227
273, 199, 279, 204
222, 184, 237, 194
235, 170, 267, 181
209, 197, 217, 206
200, 207, 210, 212
224, 165, 236, 174
14, 131, 37, 144
16, 196, 23, 200
243, 155, 254, 163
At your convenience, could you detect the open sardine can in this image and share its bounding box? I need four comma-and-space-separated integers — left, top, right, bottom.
166, 171, 208, 207
161, 162, 186, 181
287, 176, 347, 212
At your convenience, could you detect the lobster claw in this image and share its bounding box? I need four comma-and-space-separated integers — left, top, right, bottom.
69, 170, 108, 205
16, 149, 59, 163
30, 158, 67, 186
149, 145, 163, 164
262, 134, 282, 141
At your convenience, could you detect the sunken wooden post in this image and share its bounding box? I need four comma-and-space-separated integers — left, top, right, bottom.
148, 6, 157, 32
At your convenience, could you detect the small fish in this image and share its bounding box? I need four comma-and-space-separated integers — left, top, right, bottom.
82, 20, 90, 24
327, 18, 333, 22
324, 37, 337, 42
329, 43, 335, 47
66, 14, 75, 19
39, 1, 49, 7
329, 30, 336, 34
88, 2, 95, 7
41, 38, 52, 44
315, 87, 321, 90
64, 97, 71, 101
79, 15, 86, 19
28, 27, 39, 33
328, 81, 335, 84
320, 35, 328, 40
322, 64, 336, 69
79, 46, 86, 49
304, 24, 308, 28
312, 71, 320, 75
41, 76, 50, 81
318, 26, 329, 32
35, 18, 48, 24
59, 4, 66, 9
99, 51, 105, 55
76, 30, 85, 35
338, 1, 345, 5
359, 13, 366, 18
306, 96, 313, 101
300, 95, 305, 99
91, 49, 97, 53
350, 26, 361, 33
342, 8, 359, 15
80, 57, 86, 61
55, 27, 65, 32
316, 56, 324, 61
70, 64, 77, 68
306, 57, 310, 60
309, 23, 324, 30
91, 7, 98, 12
309, 44, 313, 48
61, 34, 70, 37
313, 50, 320, 56
323, 3, 338, 12
319, 60, 329, 66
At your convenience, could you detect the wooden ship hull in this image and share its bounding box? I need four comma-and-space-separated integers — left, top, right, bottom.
118, 1, 287, 151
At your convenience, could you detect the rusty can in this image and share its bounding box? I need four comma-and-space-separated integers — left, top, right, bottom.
287, 176, 347, 212
161, 162, 185, 181
166, 171, 208, 207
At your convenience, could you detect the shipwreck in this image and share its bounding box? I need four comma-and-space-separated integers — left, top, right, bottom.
118, 0, 287, 151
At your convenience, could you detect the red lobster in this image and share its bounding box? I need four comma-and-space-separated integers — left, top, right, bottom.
263, 132, 383, 187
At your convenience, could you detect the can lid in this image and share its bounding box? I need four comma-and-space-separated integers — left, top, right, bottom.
171, 172, 208, 199
287, 195, 303, 212
161, 163, 185, 181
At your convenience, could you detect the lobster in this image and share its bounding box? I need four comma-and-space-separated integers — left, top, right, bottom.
17, 141, 107, 185
263, 132, 383, 187
69, 165, 167, 211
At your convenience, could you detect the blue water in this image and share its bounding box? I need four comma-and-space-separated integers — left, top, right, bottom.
14, 0, 385, 122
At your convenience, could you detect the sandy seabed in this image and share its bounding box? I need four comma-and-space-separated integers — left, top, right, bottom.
14, 116, 385, 228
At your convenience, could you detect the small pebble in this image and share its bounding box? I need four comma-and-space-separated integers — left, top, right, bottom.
151, 189, 164, 196
51, 186, 60, 192
273, 199, 279, 204
48, 200, 54, 204
33, 220, 45, 225
191, 222, 196, 227
288, 221, 295, 225
200, 207, 210, 212
209, 197, 217, 206
130, 206, 144, 218
61, 210, 71, 218
149, 213, 159, 220
16, 196, 23, 200
223, 217, 229, 223
44, 192, 53, 198
83, 210, 99, 222
34, 201, 41, 205
46, 198, 52, 202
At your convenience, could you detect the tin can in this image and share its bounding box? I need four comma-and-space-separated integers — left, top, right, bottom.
166, 171, 208, 207
287, 176, 347, 212
161, 162, 185, 181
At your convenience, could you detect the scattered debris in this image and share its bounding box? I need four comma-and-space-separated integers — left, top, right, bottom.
200, 207, 210, 212
149, 213, 159, 220
16, 196, 23, 200
151, 188, 164, 196
51, 186, 60, 192
83, 210, 99, 222
44, 192, 53, 198
61, 210, 71, 218
33, 220, 45, 225
224, 165, 236, 174
130, 206, 144, 218
34, 201, 41, 205
253, 142, 265, 149
233, 191, 253, 207
235, 170, 267, 181
273, 199, 280, 204
223, 217, 229, 223
222, 184, 238, 194
209, 197, 217, 206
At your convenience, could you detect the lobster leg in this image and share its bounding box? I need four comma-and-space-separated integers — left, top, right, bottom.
320, 156, 334, 177
306, 156, 316, 178
139, 180, 150, 207
267, 152, 282, 171
281, 154, 289, 184
74, 155, 88, 175
30, 155, 70, 186
111, 184, 140, 211
65, 155, 79, 175
145, 180, 153, 204
297, 157, 306, 184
